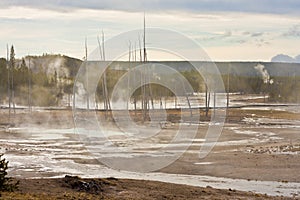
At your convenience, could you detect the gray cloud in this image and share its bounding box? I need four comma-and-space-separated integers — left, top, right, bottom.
255, 38, 270, 47
0, 0, 300, 15
251, 32, 264, 37
199, 30, 232, 41
242, 31, 251, 35
237, 40, 246, 44
284, 24, 300, 37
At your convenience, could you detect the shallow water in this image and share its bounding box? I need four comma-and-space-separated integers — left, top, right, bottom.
4, 150, 300, 197
1, 123, 299, 197
5, 152, 300, 197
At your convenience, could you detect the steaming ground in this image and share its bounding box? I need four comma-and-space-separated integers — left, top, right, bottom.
0, 95, 300, 198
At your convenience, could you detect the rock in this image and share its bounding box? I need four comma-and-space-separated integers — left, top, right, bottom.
63, 175, 103, 194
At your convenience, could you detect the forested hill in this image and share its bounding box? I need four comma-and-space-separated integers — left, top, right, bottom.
22, 54, 82, 78
1, 54, 300, 106
0, 54, 81, 106
116, 61, 300, 77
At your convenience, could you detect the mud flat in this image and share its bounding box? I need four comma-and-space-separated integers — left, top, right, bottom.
0, 105, 299, 199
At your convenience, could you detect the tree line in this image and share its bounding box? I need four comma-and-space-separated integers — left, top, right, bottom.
1, 46, 300, 109
0, 45, 74, 108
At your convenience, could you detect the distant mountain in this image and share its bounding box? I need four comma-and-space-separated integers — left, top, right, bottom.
271, 54, 300, 63
295, 55, 300, 63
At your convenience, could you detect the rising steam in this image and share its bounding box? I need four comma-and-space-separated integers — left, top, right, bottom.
254, 64, 273, 84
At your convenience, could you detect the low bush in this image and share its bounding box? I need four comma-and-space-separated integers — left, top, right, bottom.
0, 154, 19, 192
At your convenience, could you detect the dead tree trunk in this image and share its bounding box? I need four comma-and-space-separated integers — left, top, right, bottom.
28, 56, 32, 113
213, 90, 216, 119
85, 37, 89, 111
101, 31, 111, 118
127, 41, 131, 110
185, 94, 192, 117
7, 45, 11, 123
205, 78, 210, 117
134, 44, 137, 116
227, 66, 230, 109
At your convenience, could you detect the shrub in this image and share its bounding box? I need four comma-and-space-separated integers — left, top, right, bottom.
0, 154, 19, 192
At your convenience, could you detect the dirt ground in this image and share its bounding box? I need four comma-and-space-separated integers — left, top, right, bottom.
0, 176, 294, 199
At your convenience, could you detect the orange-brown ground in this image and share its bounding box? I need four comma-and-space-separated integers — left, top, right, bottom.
0, 176, 293, 200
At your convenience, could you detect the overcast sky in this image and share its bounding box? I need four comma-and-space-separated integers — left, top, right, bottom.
0, 0, 299, 61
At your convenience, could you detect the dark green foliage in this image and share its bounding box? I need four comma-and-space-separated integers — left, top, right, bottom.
268, 76, 300, 103
0, 58, 8, 102
9, 46, 15, 71
63, 55, 81, 77
181, 70, 204, 92
0, 154, 19, 192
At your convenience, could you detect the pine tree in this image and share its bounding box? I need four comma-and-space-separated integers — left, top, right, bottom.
9, 45, 16, 114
